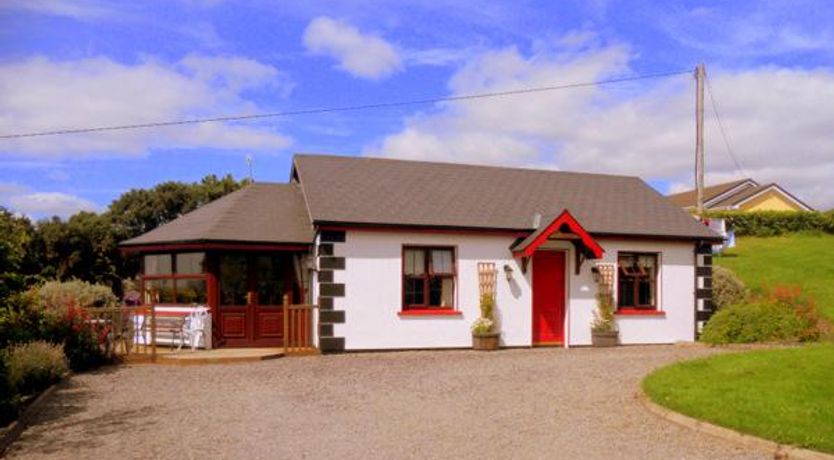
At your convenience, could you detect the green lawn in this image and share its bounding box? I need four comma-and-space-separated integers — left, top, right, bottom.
715, 233, 834, 321
643, 345, 834, 453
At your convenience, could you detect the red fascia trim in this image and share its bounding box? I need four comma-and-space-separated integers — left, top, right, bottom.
120, 243, 311, 253
615, 309, 666, 316
514, 210, 604, 259
397, 309, 463, 317
318, 224, 528, 238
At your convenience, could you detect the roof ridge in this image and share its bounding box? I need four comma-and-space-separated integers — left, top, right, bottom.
293, 152, 642, 181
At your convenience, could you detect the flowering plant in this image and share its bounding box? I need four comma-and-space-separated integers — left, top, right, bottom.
471, 317, 494, 336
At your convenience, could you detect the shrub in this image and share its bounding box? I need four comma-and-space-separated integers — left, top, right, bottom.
5, 341, 68, 394
591, 293, 616, 332
701, 286, 821, 344
479, 293, 495, 320
471, 317, 495, 336
711, 266, 747, 310
704, 210, 834, 237
0, 353, 15, 425
34, 279, 118, 311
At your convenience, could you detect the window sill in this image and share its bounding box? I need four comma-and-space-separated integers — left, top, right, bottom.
615, 309, 666, 317
398, 309, 462, 317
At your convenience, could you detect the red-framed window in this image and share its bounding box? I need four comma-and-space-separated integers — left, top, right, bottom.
616, 252, 659, 311
402, 246, 456, 310
141, 252, 208, 305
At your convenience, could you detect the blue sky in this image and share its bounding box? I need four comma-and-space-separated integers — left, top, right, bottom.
1, 0, 833, 218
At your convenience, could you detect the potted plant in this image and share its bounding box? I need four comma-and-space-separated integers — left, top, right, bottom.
591, 293, 619, 347
471, 293, 500, 350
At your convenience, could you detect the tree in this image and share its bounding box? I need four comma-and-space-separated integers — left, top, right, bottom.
24, 174, 249, 297
0, 208, 39, 303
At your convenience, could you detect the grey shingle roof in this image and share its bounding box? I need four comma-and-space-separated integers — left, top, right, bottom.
120, 183, 314, 246
667, 179, 755, 209
293, 154, 720, 240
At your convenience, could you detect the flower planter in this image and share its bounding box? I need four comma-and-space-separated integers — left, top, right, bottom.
591, 330, 619, 347
472, 333, 500, 351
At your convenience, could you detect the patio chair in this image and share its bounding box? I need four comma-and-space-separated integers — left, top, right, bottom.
176, 307, 210, 351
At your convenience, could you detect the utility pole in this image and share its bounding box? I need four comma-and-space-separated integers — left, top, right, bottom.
694, 63, 705, 217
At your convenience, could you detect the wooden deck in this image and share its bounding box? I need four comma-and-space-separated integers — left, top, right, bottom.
125, 347, 287, 365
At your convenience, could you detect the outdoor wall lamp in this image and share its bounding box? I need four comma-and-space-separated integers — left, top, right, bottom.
591, 266, 601, 283
503, 264, 514, 281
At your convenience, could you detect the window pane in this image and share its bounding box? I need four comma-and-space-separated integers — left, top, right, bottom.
404, 249, 426, 275
428, 277, 454, 307
638, 278, 654, 306
175, 279, 207, 304
176, 252, 205, 275
431, 249, 453, 274
617, 276, 633, 307
256, 255, 287, 306
144, 254, 172, 275
617, 253, 658, 308
144, 279, 174, 304
219, 255, 248, 306
404, 277, 425, 305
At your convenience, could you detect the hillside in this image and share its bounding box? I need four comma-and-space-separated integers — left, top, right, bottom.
715, 234, 834, 321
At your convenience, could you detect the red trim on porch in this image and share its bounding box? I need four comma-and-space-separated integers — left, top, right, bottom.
514, 210, 604, 259
615, 308, 666, 316
121, 242, 311, 253
397, 309, 462, 317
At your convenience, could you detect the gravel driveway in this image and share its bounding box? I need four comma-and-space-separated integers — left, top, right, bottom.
7, 345, 764, 460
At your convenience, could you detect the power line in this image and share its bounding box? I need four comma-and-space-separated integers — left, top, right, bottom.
705, 73, 748, 178
0, 69, 691, 140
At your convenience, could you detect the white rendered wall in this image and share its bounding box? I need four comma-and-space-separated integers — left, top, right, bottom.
332, 231, 532, 350
328, 230, 696, 350
565, 238, 697, 346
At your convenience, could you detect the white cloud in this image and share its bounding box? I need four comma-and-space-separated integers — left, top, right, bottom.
0, 181, 97, 219
0, 55, 293, 158
0, 0, 116, 20
303, 16, 403, 80
657, 4, 834, 57
365, 43, 834, 209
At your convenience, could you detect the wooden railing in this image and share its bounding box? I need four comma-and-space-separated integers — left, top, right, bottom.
283, 296, 317, 356
81, 306, 155, 360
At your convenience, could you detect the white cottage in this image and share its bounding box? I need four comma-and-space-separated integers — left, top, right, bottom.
121, 154, 721, 351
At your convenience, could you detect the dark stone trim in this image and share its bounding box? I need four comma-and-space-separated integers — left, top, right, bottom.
320, 230, 346, 243
320, 336, 345, 353
319, 310, 345, 324
318, 270, 334, 283
702, 277, 712, 289
319, 283, 345, 297
319, 323, 333, 337
702, 255, 713, 266
699, 299, 713, 312
696, 288, 712, 299
319, 296, 334, 310
697, 244, 713, 255
696, 266, 712, 277
319, 256, 345, 270
318, 243, 334, 256
696, 310, 713, 321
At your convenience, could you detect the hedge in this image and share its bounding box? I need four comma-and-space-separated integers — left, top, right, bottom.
704, 210, 834, 237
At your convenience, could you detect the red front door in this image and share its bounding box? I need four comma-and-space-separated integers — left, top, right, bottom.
532, 250, 566, 345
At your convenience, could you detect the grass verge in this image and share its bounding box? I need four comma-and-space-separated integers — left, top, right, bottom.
643, 345, 834, 453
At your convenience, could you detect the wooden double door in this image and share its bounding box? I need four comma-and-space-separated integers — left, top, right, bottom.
216, 253, 297, 347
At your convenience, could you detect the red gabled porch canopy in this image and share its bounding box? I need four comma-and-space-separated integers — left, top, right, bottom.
511, 210, 604, 273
